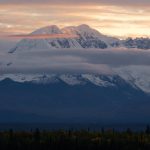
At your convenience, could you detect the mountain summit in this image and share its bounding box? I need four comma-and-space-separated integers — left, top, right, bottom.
31, 25, 62, 35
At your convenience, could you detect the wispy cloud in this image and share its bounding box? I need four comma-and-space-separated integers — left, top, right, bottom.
7, 34, 78, 39
0, 1, 150, 38
0, 0, 150, 6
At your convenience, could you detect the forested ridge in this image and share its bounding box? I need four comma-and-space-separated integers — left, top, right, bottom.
0, 126, 150, 150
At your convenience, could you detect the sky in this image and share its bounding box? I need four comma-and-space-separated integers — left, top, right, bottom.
0, 0, 150, 38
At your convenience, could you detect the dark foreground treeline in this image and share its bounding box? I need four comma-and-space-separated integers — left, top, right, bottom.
0, 126, 150, 150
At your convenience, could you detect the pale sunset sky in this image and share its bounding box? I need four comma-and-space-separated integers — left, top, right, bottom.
0, 0, 150, 38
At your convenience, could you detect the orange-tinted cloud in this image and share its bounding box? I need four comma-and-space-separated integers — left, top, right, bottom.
7, 33, 78, 39
0, 2, 150, 38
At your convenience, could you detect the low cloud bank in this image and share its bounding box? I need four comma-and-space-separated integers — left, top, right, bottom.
0, 48, 150, 75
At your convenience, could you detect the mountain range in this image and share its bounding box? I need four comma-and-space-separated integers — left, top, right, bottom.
0, 24, 150, 123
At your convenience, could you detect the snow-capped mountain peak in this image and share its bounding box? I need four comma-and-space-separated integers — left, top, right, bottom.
62, 24, 102, 38
10, 24, 118, 52
62, 24, 119, 46
77, 24, 102, 36
31, 25, 62, 35
77, 24, 90, 29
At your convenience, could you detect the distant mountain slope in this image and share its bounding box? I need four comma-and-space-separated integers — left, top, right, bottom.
122, 38, 150, 49
0, 75, 150, 123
